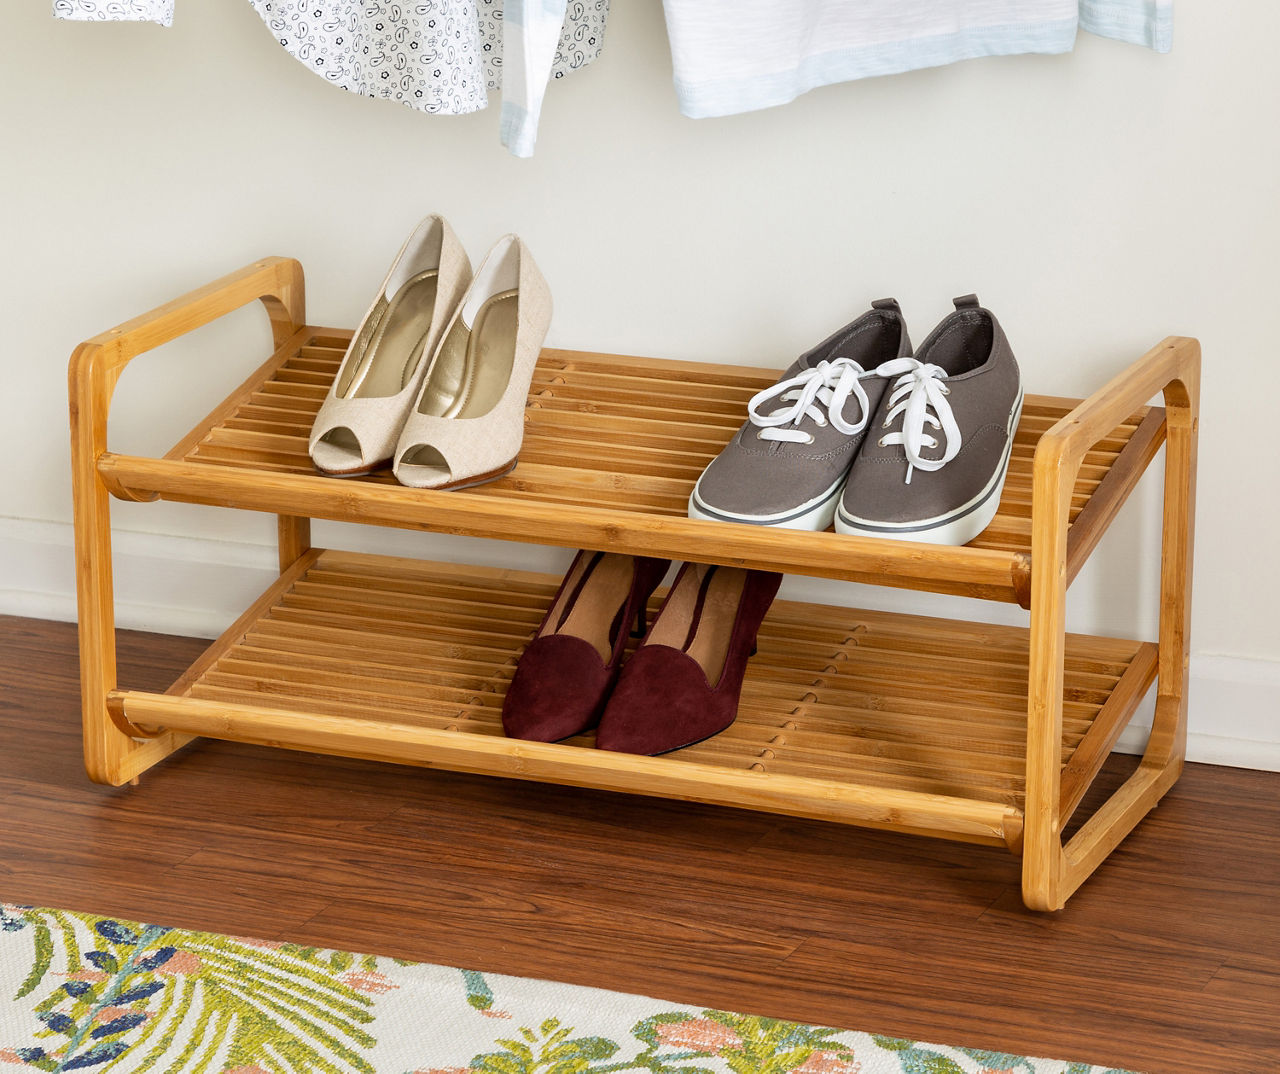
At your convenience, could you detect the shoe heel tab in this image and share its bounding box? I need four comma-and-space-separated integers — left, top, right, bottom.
870, 298, 912, 357
952, 294, 981, 310
384, 214, 450, 297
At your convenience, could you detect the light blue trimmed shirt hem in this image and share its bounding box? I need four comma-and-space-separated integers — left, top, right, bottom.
1080, 1, 1173, 53
676, 17, 1079, 119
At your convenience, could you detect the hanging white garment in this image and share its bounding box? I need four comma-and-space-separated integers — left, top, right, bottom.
53, 0, 609, 156
661, 0, 1172, 119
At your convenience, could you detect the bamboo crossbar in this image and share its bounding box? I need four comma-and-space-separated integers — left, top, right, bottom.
111, 690, 1024, 848
96, 453, 1028, 601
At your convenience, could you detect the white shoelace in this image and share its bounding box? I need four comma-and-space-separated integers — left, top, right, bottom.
873, 357, 962, 485
747, 358, 872, 445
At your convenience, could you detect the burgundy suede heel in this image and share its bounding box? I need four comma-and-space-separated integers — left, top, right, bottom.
595, 563, 781, 756
502, 551, 670, 742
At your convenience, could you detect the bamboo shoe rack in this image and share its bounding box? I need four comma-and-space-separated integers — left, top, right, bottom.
69, 258, 1199, 910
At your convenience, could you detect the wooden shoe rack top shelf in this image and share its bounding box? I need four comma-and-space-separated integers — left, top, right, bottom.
70, 258, 1200, 910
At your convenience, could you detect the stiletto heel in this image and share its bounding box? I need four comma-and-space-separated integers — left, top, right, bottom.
502, 552, 670, 742
309, 215, 471, 476
596, 563, 781, 755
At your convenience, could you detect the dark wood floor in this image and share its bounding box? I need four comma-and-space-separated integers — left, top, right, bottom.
2, 613, 1276, 1073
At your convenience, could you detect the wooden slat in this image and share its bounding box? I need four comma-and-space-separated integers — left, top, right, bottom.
164, 326, 314, 462
1065, 406, 1168, 586
1058, 642, 1160, 822
166, 548, 324, 700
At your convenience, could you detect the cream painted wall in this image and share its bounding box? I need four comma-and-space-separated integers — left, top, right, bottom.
3, 4, 1277, 679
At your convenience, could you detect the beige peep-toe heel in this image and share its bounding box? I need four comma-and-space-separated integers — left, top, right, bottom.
393, 234, 552, 490
309, 214, 472, 476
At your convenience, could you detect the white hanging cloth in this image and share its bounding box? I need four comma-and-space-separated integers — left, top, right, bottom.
661, 0, 1173, 119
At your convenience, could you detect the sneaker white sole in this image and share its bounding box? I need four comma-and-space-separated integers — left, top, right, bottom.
688, 471, 845, 531
834, 390, 1024, 546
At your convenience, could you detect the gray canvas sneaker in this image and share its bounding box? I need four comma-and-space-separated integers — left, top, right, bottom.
689, 300, 911, 531
835, 295, 1023, 545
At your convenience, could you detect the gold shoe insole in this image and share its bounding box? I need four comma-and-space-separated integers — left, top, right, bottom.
540, 554, 636, 663
416, 290, 519, 419
336, 270, 440, 399
645, 565, 748, 686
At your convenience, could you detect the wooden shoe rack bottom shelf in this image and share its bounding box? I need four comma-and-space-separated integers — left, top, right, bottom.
70, 258, 1200, 910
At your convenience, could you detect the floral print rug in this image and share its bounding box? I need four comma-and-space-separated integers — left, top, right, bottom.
0, 903, 1137, 1074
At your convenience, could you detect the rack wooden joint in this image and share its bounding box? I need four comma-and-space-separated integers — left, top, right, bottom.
69, 260, 1199, 910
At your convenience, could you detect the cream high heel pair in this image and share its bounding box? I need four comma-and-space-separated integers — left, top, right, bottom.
309, 215, 553, 489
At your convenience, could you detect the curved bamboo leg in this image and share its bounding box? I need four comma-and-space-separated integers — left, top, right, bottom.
70, 346, 196, 785
68, 258, 307, 786
1022, 340, 1199, 910
1056, 363, 1199, 903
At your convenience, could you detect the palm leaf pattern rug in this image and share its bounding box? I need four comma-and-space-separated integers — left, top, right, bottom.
0, 903, 1137, 1074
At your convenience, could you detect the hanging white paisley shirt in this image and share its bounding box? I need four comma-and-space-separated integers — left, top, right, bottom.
53, 0, 609, 157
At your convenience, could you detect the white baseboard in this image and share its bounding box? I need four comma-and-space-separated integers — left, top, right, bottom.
0, 516, 278, 639
4, 516, 1278, 772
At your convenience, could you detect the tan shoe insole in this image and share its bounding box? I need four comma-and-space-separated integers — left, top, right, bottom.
336, 270, 440, 399
540, 553, 636, 663
416, 290, 519, 419
645, 565, 747, 686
